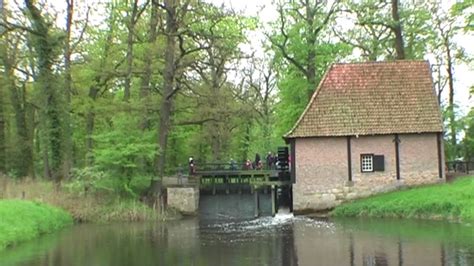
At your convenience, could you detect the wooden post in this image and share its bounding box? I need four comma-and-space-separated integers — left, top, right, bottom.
254, 189, 259, 218
212, 176, 216, 195
225, 175, 229, 194
271, 185, 276, 217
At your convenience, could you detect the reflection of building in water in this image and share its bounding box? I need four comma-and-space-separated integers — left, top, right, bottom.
281, 224, 299, 266
362, 250, 388, 266
294, 220, 474, 266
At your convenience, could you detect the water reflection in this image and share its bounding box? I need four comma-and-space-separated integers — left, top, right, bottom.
1, 216, 473, 266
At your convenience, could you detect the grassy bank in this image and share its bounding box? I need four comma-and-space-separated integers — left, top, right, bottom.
0, 177, 179, 223
0, 200, 73, 250
332, 176, 474, 221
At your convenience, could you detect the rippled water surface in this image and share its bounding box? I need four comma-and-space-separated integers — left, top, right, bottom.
1, 214, 473, 266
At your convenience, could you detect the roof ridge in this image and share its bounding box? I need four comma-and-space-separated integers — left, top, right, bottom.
332, 60, 428, 66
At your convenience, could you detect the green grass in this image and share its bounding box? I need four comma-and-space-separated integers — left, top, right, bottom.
0, 200, 73, 250
332, 176, 474, 221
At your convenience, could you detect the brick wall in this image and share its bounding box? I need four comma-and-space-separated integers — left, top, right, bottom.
293, 133, 444, 212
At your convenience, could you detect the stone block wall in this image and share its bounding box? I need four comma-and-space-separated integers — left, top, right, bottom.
167, 187, 199, 215
293, 133, 444, 212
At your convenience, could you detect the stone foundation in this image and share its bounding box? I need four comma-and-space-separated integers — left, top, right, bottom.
167, 187, 199, 215
293, 177, 444, 212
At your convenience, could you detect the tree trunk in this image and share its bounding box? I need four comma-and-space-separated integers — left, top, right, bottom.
25, 0, 64, 183
391, 0, 405, 59
123, 0, 139, 102
155, 0, 178, 178
0, 0, 5, 174
0, 79, 5, 174
139, 0, 159, 130
85, 87, 98, 166
63, 0, 74, 178
85, 9, 115, 166
241, 121, 251, 162
1, 47, 34, 177
445, 37, 456, 154
208, 50, 224, 162
305, 3, 316, 92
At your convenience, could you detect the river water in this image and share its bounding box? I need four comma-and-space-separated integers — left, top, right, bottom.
1, 214, 473, 266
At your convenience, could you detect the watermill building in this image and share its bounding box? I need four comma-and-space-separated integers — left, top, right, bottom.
284, 60, 445, 212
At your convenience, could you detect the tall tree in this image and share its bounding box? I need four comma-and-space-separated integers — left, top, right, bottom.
62, 0, 74, 178
0, 75, 4, 174
391, 0, 405, 59
1, 33, 34, 177
25, 0, 64, 182
190, 7, 252, 161
0, 2, 35, 177
268, 0, 349, 135
432, 3, 460, 157
0, 1, 6, 174
269, 0, 339, 90
334, 0, 392, 61
123, 0, 145, 102
155, 0, 186, 177
139, 0, 159, 130
240, 55, 277, 154
84, 4, 121, 166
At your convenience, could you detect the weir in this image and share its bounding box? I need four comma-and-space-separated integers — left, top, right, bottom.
167, 148, 294, 218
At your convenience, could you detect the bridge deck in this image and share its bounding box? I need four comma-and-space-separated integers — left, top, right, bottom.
194, 169, 292, 188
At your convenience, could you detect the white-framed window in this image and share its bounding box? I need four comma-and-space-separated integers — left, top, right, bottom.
361, 154, 374, 172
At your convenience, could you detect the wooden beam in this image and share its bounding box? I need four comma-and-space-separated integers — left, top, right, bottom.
347, 136, 352, 182
437, 132, 443, 179
394, 134, 401, 180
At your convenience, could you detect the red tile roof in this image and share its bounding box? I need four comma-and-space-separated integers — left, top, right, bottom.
285, 60, 443, 138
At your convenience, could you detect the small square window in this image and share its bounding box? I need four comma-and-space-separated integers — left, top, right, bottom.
361, 154, 373, 172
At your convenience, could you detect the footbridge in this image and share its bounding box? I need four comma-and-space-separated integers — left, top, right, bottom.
166, 148, 295, 218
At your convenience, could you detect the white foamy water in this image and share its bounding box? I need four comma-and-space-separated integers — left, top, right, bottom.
206, 212, 334, 234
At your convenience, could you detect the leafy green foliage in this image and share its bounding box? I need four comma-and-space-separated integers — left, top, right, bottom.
66, 167, 110, 195
461, 109, 474, 161
93, 113, 157, 191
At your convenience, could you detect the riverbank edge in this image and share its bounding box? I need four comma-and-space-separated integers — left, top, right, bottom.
0, 200, 73, 250
0, 176, 185, 224
0, 177, 182, 224
330, 176, 474, 222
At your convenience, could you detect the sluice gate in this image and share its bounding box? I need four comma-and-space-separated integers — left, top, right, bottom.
194, 163, 293, 218
167, 147, 294, 217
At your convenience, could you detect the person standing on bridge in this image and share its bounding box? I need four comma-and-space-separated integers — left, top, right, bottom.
189, 156, 195, 175
266, 152, 273, 170
229, 158, 237, 170
245, 159, 253, 170
254, 153, 261, 169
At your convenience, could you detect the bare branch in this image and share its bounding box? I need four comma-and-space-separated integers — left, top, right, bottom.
71, 5, 90, 53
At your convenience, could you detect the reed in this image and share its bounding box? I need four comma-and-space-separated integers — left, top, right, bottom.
0, 177, 179, 223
